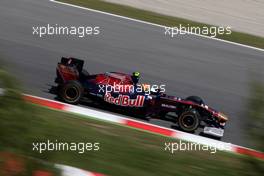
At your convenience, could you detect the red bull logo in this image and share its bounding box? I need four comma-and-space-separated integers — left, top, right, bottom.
104, 93, 145, 107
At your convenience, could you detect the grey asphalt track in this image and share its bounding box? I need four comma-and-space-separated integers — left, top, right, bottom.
0, 0, 263, 147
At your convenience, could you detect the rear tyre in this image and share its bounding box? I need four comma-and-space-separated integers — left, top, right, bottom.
59, 81, 83, 104
178, 109, 200, 132
185, 96, 204, 105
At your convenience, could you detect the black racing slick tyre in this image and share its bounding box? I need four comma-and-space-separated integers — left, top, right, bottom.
178, 109, 200, 132
185, 96, 204, 105
59, 81, 83, 104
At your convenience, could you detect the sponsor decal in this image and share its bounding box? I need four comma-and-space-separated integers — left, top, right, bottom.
161, 104, 176, 109
104, 93, 145, 107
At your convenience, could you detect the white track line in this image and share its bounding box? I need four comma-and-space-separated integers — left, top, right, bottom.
56, 164, 99, 176
49, 0, 264, 52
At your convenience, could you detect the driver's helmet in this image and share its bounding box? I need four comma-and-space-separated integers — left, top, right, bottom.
132, 71, 140, 78
131, 71, 140, 85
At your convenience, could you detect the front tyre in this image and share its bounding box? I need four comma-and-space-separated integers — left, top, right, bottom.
178, 109, 200, 132
59, 81, 83, 104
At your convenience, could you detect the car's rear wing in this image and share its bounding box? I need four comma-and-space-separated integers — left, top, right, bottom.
59, 57, 84, 73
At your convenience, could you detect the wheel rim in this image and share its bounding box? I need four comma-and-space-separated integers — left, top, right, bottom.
65, 87, 79, 100
181, 115, 196, 129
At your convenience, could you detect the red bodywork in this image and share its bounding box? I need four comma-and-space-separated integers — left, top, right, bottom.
56, 57, 228, 133
57, 64, 79, 82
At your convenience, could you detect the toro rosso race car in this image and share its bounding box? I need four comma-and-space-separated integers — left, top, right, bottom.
55, 57, 228, 138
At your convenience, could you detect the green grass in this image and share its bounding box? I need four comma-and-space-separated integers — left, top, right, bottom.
247, 81, 264, 151
57, 0, 264, 49
0, 70, 61, 176
1, 69, 264, 176
0, 104, 252, 176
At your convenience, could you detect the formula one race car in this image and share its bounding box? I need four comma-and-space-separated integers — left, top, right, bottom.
55, 57, 228, 138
